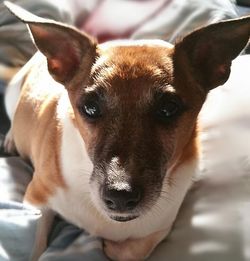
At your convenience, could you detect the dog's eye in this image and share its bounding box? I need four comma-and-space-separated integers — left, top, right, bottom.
81, 100, 102, 119
156, 98, 182, 122
158, 101, 179, 117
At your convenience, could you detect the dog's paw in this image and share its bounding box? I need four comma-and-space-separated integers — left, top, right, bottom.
3, 129, 17, 155
104, 239, 149, 261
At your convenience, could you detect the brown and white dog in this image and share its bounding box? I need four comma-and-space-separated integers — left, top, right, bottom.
3, 2, 250, 261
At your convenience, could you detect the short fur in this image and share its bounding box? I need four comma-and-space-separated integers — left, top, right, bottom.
4, 2, 250, 260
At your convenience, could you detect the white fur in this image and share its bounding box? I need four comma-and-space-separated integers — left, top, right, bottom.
5, 71, 22, 121
4, 53, 40, 120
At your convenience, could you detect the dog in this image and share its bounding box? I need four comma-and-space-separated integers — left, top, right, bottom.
3, 2, 250, 261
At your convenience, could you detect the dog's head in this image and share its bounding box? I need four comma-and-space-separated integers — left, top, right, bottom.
6, 2, 250, 222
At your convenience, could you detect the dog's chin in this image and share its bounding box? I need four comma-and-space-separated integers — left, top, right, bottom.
109, 215, 139, 222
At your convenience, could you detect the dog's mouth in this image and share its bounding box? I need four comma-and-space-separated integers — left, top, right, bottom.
110, 215, 139, 222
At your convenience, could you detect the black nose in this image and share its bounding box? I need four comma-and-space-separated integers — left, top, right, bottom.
102, 187, 142, 212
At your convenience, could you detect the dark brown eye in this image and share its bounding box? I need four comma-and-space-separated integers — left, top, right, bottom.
78, 88, 106, 121
157, 101, 180, 119
80, 99, 102, 120
84, 101, 101, 118
154, 93, 183, 123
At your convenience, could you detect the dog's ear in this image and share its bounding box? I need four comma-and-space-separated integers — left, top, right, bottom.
174, 16, 250, 91
4, 1, 96, 84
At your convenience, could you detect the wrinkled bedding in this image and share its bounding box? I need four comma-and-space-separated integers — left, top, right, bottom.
1, 1, 250, 261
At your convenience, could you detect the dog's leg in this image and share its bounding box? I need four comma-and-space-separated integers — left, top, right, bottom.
25, 179, 55, 260
30, 207, 55, 261
104, 227, 171, 261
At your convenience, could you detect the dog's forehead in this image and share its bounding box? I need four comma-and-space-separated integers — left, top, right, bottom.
97, 39, 173, 70
89, 40, 174, 99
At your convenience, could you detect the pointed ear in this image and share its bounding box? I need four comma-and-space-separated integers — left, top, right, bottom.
4, 1, 97, 84
174, 16, 250, 91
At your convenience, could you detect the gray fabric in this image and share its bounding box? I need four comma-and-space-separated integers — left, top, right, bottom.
0, 81, 4, 93
0, 0, 240, 68
0, 0, 71, 67
40, 221, 107, 261
0, 156, 32, 202
132, 0, 238, 42
0, 157, 40, 261
0, 201, 41, 261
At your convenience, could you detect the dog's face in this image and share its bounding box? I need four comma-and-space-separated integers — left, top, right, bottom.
6, 2, 250, 221
69, 42, 205, 221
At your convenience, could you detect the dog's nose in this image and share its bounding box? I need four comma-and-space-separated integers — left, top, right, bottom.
103, 187, 141, 212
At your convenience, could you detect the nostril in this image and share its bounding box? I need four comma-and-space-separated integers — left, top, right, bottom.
126, 200, 138, 210
104, 199, 116, 210
125, 190, 141, 209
